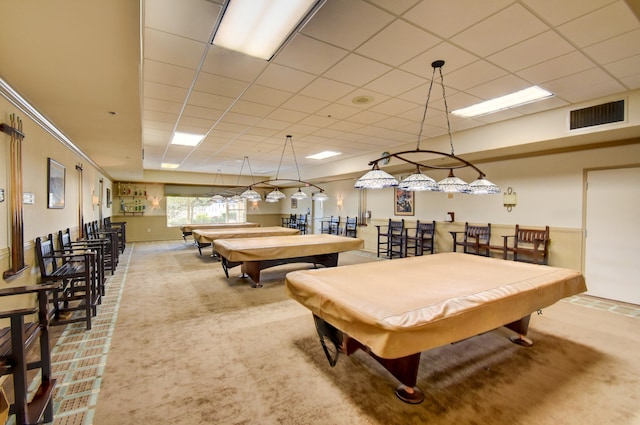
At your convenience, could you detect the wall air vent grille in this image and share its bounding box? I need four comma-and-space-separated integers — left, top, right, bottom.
570, 100, 624, 130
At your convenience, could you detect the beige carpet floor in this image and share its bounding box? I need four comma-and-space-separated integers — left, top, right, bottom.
91, 241, 640, 425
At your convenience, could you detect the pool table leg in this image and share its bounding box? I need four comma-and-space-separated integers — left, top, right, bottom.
505, 314, 534, 347
313, 314, 424, 404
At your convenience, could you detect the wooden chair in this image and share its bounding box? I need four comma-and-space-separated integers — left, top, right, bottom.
450, 223, 491, 256
84, 221, 119, 271
296, 214, 308, 234
405, 220, 436, 256
376, 219, 405, 259
58, 229, 106, 297
343, 217, 358, 238
321, 216, 340, 235
0, 283, 59, 424
503, 225, 550, 265
103, 217, 126, 252
35, 236, 99, 330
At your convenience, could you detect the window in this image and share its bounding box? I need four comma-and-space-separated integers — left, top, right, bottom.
166, 197, 246, 227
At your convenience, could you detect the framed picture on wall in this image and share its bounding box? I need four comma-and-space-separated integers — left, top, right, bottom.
394, 188, 414, 216
47, 158, 65, 209
291, 198, 298, 209
106, 188, 112, 207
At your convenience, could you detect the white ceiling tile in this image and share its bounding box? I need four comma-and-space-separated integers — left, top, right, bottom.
400, 42, 479, 77
228, 100, 275, 117
255, 63, 316, 92
281, 94, 330, 114
583, 29, 640, 64
443, 60, 508, 90
144, 81, 189, 103
178, 114, 217, 129
273, 34, 348, 74
487, 31, 575, 72
183, 104, 225, 120
265, 107, 308, 123
145, 0, 221, 42
619, 74, 640, 89
369, 98, 421, 115
364, 69, 426, 96
315, 103, 361, 120
355, 20, 441, 66
517, 51, 596, 84
335, 88, 391, 109
241, 85, 293, 107
403, 0, 513, 38
544, 68, 627, 102
144, 28, 206, 69
193, 72, 250, 98
521, 0, 618, 26
557, 1, 640, 47
301, 0, 394, 50
324, 54, 393, 86
347, 110, 390, 125
144, 98, 183, 114
451, 4, 548, 57
604, 53, 640, 80
299, 77, 357, 102
367, 0, 421, 15
466, 74, 532, 100
202, 46, 268, 82
144, 60, 197, 88
188, 91, 235, 110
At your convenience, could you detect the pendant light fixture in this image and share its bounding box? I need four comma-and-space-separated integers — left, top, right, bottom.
354, 60, 499, 195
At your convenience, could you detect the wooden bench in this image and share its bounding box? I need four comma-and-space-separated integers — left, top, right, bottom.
35, 236, 99, 330
449, 222, 491, 256
502, 225, 550, 265
0, 283, 59, 424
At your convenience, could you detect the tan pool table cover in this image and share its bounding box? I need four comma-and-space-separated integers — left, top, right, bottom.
214, 234, 364, 262
285, 252, 587, 359
193, 226, 299, 244
180, 222, 260, 232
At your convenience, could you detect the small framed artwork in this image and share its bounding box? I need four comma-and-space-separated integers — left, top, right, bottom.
394, 188, 414, 216
47, 158, 66, 209
291, 198, 298, 209
106, 188, 112, 207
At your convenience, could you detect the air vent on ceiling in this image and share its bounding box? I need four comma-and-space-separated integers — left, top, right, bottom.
570, 100, 624, 130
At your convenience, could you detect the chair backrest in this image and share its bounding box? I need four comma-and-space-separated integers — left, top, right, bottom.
345, 217, 357, 229
515, 225, 550, 252
465, 223, 491, 243
415, 220, 435, 237
35, 236, 58, 277
104, 217, 112, 227
387, 219, 405, 235
58, 228, 72, 252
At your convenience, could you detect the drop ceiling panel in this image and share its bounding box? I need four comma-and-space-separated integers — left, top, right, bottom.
301, 0, 394, 50
144, 28, 206, 70
144, 60, 197, 88
145, 0, 221, 42
202, 46, 269, 82
545, 67, 627, 102
403, 0, 513, 38
193, 72, 251, 97
241, 85, 295, 106
364, 69, 425, 96
516, 51, 596, 84
272, 34, 349, 74
400, 43, 478, 76
355, 20, 440, 66
323, 54, 393, 86
281, 95, 330, 114
451, 4, 548, 57
522, 0, 617, 26
487, 31, 576, 72
299, 78, 357, 102
144, 81, 189, 103
557, 2, 639, 47
255, 63, 317, 92
444, 60, 508, 90
583, 29, 640, 65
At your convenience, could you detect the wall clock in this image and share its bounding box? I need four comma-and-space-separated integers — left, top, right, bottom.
380, 152, 390, 165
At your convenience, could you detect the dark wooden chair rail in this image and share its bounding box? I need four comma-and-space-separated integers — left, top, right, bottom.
0, 283, 59, 424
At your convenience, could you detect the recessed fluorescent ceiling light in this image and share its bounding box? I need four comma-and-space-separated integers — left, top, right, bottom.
306, 151, 341, 160
161, 163, 180, 169
452, 86, 554, 118
213, 0, 319, 60
171, 132, 204, 146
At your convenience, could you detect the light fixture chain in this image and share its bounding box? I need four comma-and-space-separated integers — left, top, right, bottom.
287, 135, 303, 181
438, 66, 455, 156
416, 65, 438, 151
234, 157, 247, 186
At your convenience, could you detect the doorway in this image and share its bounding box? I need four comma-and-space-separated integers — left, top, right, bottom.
584, 167, 640, 304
